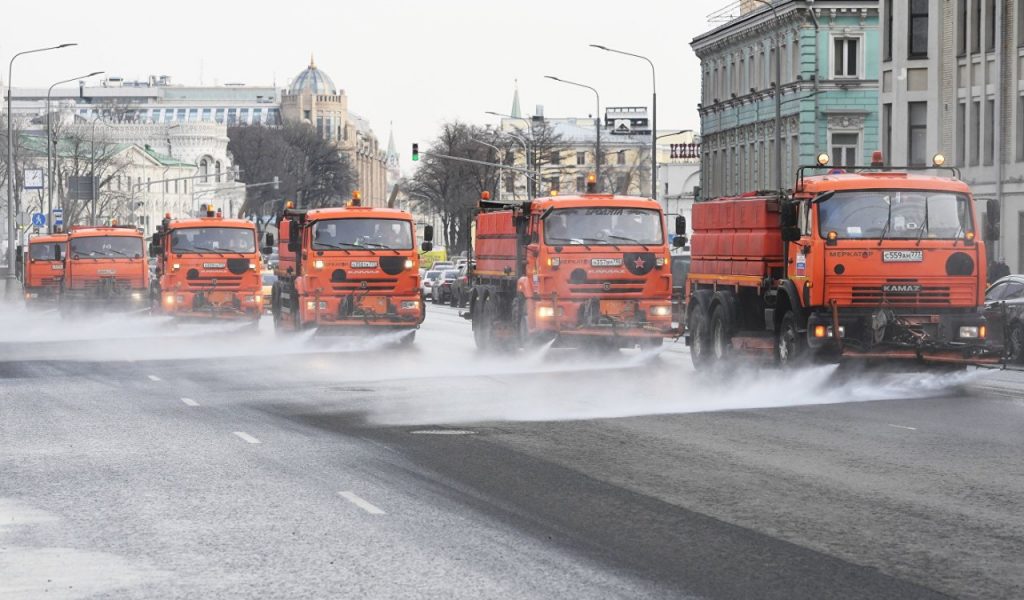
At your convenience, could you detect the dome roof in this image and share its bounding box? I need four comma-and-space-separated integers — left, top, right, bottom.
289, 54, 336, 95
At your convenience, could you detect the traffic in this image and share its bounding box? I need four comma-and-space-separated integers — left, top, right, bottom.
10, 153, 1022, 369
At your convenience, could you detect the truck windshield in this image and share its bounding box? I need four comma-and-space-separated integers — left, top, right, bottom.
817, 190, 973, 240
70, 236, 143, 258
311, 219, 413, 250
170, 227, 256, 253
29, 243, 61, 260
544, 208, 664, 246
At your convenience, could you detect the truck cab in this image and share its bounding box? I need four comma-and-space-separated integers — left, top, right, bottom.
471, 190, 675, 350
22, 233, 67, 306
149, 207, 264, 321
271, 197, 424, 339
61, 226, 149, 314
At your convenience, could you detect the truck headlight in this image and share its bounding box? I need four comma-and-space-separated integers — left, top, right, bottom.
546, 257, 560, 268
401, 300, 419, 310
244, 295, 257, 303
172, 263, 180, 271
959, 325, 983, 339
306, 300, 316, 311
650, 305, 672, 317
537, 306, 557, 318
314, 259, 324, 269
404, 258, 414, 269
164, 294, 175, 306
656, 256, 667, 267
131, 292, 144, 301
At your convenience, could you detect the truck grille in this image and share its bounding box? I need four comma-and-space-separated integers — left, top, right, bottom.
331, 278, 398, 293
826, 279, 975, 307
186, 276, 244, 291
567, 276, 645, 295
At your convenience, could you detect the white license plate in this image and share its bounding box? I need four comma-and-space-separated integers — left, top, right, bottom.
351, 261, 377, 268
50, 264, 64, 270
882, 250, 923, 263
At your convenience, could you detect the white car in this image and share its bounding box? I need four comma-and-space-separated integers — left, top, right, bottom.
421, 270, 443, 299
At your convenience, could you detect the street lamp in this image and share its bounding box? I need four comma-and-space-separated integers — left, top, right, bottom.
469, 138, 502, 202
46, 70, 103, 232
545, 75, 601, 191
591, 44, 657, 199
89, 114, 115, 225
751, 0, 783, 194
485, 111, 536, 199
5, 42, 75, 294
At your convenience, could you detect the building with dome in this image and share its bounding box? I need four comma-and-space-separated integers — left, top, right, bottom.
280, 57, 390, 207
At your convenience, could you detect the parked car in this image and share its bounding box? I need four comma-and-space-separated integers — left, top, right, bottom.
262, 271, 277, 313
432, 269, 459, 304
984, 274, 1024, 363
421, 270, 443, 300
430, 261, 454, 273
450, 263, 473, 307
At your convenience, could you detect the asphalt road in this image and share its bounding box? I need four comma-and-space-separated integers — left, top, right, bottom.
1, 301, 1023, 599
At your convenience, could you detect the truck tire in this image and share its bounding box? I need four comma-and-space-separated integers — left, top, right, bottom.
474, 294, 492, 350
1008, 323, 1024, 364
777, 311, 807, 368
710, 304, 734, 363
688, 303, 712, 369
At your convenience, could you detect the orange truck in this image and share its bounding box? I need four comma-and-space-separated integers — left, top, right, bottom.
270, 194, 426, 341
149, 207, 264, 321
469, 187, 675, 350
61, 225, 149, 314
684, 152, 999, 368
22, 233, 67, 306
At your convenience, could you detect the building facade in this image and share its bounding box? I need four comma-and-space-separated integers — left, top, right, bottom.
280, 58, 390, 207
879, 0, 1024, 272
692, 0, 880, 198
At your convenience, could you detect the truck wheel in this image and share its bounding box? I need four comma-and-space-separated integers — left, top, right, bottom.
688, 303, 712, 369
710, 304, 734, 363
474, 295, 491, 350
777, 311, 807, 368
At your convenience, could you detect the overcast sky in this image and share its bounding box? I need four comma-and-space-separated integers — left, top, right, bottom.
3, 0, 726, 172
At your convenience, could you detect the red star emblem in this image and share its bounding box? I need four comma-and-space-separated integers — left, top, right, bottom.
633, 256, 645, 269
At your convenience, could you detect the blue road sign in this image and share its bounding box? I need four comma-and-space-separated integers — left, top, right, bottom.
31, 213, 45, 227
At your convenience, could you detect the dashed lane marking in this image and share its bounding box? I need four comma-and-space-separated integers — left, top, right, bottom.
887, 424, 918, 431
147, 375, 162, 382
233, 431, 261, 444
338, 491, 386, 515
410, 429, 477, 435
181, 397, 199, 407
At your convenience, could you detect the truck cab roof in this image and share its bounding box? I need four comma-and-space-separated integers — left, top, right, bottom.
304, 206, 413, 221
798, 171, 972, 195
166, 217, 256, 230
527, 194, 663, 212
67, 226, 143, 238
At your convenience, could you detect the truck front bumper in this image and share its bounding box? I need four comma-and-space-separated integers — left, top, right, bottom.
300, 294, 424, 329
161, 290, 262, 320
535, 297, 675, 339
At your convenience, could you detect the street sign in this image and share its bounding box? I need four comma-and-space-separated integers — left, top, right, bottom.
52, 208, 63, 228
31, 213, 45, 228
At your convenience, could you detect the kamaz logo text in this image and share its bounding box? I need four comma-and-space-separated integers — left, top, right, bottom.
882, 284, 921, 293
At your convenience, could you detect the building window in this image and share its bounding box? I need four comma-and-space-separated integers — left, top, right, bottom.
616, 174, 629, 194
548, 177, 560, 193
831, 132, 859, 166
176, 109, 186, 122
984, 98, 994, 165
1018, 97, 1024, 161
550, 151, 561, 165
183, 180, 187, 194
832, 37, 861, 78
1019, 0, 1024, 48
884, 0, 893, 60
972, 0, 981, 53
985, 0, 996, 52
908, 101, 928, 166
576, 176, 585, 192
253, 108, 262, 124
202, 108, 212, 122
909, 0, 929, 59
617, 150, 626, 165
215, 161, 222, 183
199, 158, 209, 183
147, 177, 152, 192
957, 0, 968, 55
576, 151, 586, 165
958, 102, 967, 164
215, 109, 224, 124
882, 103, 892, 161
970, 100, 981, 166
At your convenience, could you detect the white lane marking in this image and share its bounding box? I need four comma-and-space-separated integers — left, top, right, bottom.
887, 424, 918, 431
147, 375, 162, 381
233, 431, 261, 444
338, 491, 386, 515
410, 429, 477, 435
181, 397, 199, 407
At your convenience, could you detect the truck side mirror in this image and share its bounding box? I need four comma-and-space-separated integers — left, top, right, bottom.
423, 225, 434, 243
149, 243, 158, 258
672, 235, 688, 248
421, 241, 433, 252
781, 227, 801, 242
265, 232, 275, 247
675, 215, 687, 236
287, 220, 300, 253
780, 202, 798, 228
985, 199, 1001, 242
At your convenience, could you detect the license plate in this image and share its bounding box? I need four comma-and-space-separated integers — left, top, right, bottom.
50, 264, 64, 270
882, 250, 923, 262
351, 261, 377, 269
592, 258, 622, 267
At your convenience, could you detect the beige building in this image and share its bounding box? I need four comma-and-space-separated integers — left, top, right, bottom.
280, 58, 390, 207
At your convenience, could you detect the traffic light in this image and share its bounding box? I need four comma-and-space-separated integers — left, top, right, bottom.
412, 143, 419, 162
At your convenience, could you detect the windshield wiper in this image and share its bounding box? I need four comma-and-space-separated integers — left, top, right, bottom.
877, 198, 893, 246
606, 234, 650, 250
547, 236, 591, 250
190, 245, 227, 256
104, 248, 130, 257
915, 199, 929, 246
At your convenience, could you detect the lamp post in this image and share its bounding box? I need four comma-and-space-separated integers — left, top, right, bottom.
545, 76, 601, 192
5, 42, 75, 293
89, 114, 115, 225
486, 111, 536, 199
469, 138, 502, 202
751, 0, 783, 194
591, 45, 657, 199
46, 71, 103, 233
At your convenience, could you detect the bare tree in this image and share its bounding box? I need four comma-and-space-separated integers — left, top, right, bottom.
52, 121, 133, 227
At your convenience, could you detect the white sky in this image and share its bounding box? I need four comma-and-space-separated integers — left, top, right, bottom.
2, 0, 726, 171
